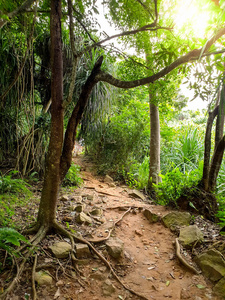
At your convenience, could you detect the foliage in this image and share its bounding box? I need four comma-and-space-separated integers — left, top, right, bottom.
154, 161, 203, 206
0, 171, 31, 194
62, 163, 83, 187
0, 227, 29, 255
86, 98, 150, 175
0, 171, 32, 227
161, 125, 204, 175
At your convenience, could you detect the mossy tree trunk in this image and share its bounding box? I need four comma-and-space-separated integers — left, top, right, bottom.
202, 84, 225, 192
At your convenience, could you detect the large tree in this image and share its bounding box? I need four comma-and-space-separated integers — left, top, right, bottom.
1, 0, 225, 296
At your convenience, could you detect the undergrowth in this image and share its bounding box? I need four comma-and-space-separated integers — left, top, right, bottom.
62, 163, 83, 187
0, 171, 32, 228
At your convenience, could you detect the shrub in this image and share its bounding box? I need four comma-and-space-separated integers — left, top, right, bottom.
62, 163, 83, 187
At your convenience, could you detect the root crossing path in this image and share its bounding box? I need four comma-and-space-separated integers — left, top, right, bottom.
3, 153, 222, 300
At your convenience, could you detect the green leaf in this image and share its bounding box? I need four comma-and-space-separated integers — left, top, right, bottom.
196, 284, 205, 289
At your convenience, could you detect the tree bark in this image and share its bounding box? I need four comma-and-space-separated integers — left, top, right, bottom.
208, 135, 225, 191
148, 101, 161, 190
37, 0, 64, 227
202, 106, 218, 190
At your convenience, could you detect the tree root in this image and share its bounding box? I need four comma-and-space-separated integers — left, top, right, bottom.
1, 215, 148, 300
52, 214, 148, 300
175, 238, 200, 274
32, 255, 37, 300
87, 207, 132, 243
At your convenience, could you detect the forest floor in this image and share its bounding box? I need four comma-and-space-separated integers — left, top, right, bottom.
1, 149, 225, 300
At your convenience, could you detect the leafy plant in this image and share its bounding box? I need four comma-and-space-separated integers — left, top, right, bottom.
62, 163, 83, 187
0, 227, 29, 255
154, 161, 203, 206
0, 171, 31, 194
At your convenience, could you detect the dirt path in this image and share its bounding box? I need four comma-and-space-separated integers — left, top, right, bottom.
3, 153, 222, 300
55, 154, 218, 300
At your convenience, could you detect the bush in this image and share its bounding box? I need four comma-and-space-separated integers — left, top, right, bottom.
0, 171, 31, 194
154, 161, 203, 206
62, 163, 83, 187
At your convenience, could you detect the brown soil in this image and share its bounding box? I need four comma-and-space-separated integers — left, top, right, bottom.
1, 152, 225, 300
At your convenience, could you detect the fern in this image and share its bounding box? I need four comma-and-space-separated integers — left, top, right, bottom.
0, 227, 29, 254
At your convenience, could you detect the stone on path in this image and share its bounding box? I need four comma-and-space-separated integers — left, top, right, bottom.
105, 237, 124, 259
35, 271, 53, 286
49, 241, 72, 259
75, 212, 92, 224
76, 243, 91, 258
90, 207, 103, 216
179, 225, 204, 248
162, 211, 191, 230
195, 249, 225, 281
102, 279, 116, 296
104, 175, 114, 184
59, 195, 69, 202
143, 209, 160, 223
128, 190, 145, 201
213, 277, 225, 297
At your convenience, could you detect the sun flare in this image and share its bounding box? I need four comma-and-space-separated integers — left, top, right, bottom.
174, 0, 210, 38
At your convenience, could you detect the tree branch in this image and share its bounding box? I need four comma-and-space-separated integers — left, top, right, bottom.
95, 27, 225, 89
0, 0, 36, 28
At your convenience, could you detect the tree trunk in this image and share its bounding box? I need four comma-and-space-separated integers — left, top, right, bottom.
202, 106, 218, 190
148, 100, 161, 191
208, 135, 225, 191
202, 84, 225, 192
37, 0, 64, 228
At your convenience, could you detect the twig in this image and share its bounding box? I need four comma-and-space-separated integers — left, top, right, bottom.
87, 207, 132, 243
71, 232, 148, 300
32, 255, 37, 300
175, 238, 200, 274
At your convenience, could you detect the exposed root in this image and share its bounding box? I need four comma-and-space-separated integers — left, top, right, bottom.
52, 214, 148, 299
87, 207, 132, 243
0, 244, 37, 300
0, 225, 49, 300
70, 232, 149, 300
175, 238, 200, 274
32, 255, 37, 300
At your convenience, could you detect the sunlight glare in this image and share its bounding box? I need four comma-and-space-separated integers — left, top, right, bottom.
174, 0, 210, 38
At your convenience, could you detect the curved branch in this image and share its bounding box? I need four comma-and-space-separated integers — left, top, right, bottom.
93, 24, 172, 48
95, 27, 225, 89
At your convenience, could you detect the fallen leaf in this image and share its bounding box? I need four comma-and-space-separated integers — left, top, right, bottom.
166, 281, 170, 286
54, 288, 61, 299
196, 284, 205, 289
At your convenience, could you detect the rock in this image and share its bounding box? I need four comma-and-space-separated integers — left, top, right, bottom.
128, 190, 145, 200
143, 209, 160, 223
213, 277, 225, 297
195, 249, 225, 281
74, 204, 86, 212
179, 225, 204, 248
59, 195, 69, 202
62, 216, 73, 222
90, 270, 107, 280
104, 175, 114, 184
35, 271, 53, 286
102, 279, 116, 296
49, 242, 72, 259
76, 243, 91, 258
135, 229, 143, 236
75, 212, 92, 224
70, 195, 82, 202
162, 212, 191, 230
90, 207, 103, 216
105, 237, 124, 259
87, 194, 94, 201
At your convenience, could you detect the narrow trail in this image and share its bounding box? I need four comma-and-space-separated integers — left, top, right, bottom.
57, 153, 218, 300
2, 152, 222, 300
